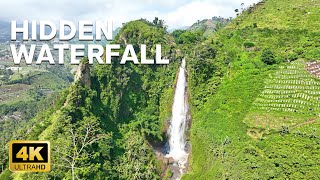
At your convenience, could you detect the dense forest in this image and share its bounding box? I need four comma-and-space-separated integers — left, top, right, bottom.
1, 0, 320, 179
1, 19, 181, 179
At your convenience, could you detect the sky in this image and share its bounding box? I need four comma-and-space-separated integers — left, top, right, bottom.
0, 0, 261, 29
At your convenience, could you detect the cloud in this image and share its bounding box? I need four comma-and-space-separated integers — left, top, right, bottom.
163, 1, 233, 28
161, 0, 261, 28
0, 0, 261, 28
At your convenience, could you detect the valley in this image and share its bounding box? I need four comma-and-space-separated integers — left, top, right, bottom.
1, 0, 320, 179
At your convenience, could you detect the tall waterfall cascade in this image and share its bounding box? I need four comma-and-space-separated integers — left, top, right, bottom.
166, 58, 189, 178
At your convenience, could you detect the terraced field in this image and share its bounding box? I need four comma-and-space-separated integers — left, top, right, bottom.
0, 84, 32, 103
245, 59, 320, 130
253, 59, 320, 114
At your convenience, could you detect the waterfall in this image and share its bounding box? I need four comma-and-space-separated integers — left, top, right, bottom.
166, 58, 189, 178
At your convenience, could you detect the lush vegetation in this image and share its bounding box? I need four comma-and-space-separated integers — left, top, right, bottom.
182, 0, 320, 179
1, 0, 320, 179
1, 19, 180, 179
188, 17, 231, 37
0, 65, 71, 176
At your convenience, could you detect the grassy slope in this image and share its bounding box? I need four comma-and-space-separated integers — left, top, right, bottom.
245, 59, 320, 131
185, 0, 320, 179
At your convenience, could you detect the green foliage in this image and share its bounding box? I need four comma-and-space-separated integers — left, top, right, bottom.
243, 41, 255, 48
3, 0, 320, 179
52, 116, 113, 179
0, 169, 12, 180
0, 91, 65, 174
173, 30, 204, 44
261, 49, 276, 65
188, 18, 230, 37
253, 23, 258, 28
11, 20, 179, 179
152, 17, 167, 29
184, 0, 320, 179
287, 52, 298, 61
172, 29, 185, 39
163, 169, 173, 179
115, 129, 159, 179
280, 125, 290, 135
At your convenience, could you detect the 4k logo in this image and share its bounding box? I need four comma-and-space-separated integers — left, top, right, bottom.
9, 140, 50, 172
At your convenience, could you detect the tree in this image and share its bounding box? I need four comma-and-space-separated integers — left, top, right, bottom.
115, 130, 159, 179
7, 69, 13, 76
152, 17, 167, 29
253, 23, 258, 28
261, 49, 276, 65
241, 3, 245, 12
153, 17, 159, 26
235, 9, 240, 16
0, 136, 7, 173
54, 117, 112, 180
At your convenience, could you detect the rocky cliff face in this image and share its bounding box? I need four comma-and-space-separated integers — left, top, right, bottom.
63, 60, 91, 108
74, 61, 91, 88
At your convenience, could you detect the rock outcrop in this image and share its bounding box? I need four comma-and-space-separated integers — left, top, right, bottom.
74, 61, 91, 88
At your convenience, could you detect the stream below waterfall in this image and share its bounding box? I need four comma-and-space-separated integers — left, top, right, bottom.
165, 58, 189, 180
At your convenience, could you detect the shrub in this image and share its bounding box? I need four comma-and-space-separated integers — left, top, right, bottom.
261, 49, 276, 65
164, 170, 173, 179
253, 23, 258, 28
244, 41, 255, 48
280, 125, 290, 135
0, 169, 12, 180
288, 52, 298, 62
294, 47, 304, 55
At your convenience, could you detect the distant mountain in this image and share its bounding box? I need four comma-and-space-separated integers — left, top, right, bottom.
0, 20, 121, 42
168, 26, 189, 33
0, 21, 53, 42
188, 17, 231, 36
112, 27, 121, 39
0, 21, 11, 42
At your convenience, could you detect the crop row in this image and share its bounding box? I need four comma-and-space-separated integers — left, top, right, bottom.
252, 60, 320, 114
265, 79, 320, 85
265, 85, 320, 90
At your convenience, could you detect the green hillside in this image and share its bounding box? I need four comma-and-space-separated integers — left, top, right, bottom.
188, 17, 230, 37
2, 19, 181, 180
0, 65, 71, 179
183, 0, 320, 179
235, 0, 320, 30
246, 60, 320, 132
1, 0, 320, 179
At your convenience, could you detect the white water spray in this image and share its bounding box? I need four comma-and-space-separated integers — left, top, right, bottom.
166, 58, 189, 178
